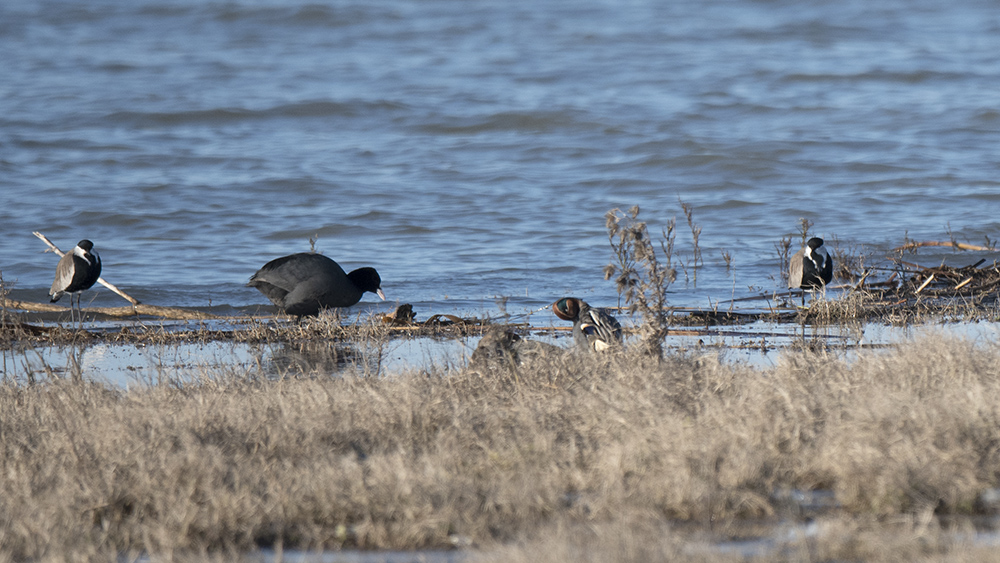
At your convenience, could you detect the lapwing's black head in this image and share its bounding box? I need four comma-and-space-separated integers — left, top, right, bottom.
806, 237, 824, 250
77, 240, 95, 252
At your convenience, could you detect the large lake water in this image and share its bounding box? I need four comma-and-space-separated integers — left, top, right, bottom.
3, 0, 1000, 322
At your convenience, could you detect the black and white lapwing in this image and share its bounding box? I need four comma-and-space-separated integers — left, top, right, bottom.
49, 239, 102, 322
788, 237, 833, 303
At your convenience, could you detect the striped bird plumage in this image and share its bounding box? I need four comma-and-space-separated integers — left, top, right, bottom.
49, 239, 102, 322
788, 237, 833, 291
552, 297, 622, 352
49, 239, 102, 302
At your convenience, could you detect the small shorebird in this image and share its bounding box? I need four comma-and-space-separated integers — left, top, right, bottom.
248, 253, 385, 319
552, 297, 623, 352
49, 239, 102, 322
788, 237, 833, 302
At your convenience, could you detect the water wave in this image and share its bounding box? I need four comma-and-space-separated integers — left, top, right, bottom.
3, 0, 1000, 316
103, 99, 407, 127
417, 110, 605, 135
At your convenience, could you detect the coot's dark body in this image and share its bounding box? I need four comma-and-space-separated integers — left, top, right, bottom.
248, 253, 384, 318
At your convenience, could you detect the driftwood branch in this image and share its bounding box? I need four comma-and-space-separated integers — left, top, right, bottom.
893, 240, 995, 252
6, 300, 219, 320
33, 231, 140, 307
915, 274, 935, 294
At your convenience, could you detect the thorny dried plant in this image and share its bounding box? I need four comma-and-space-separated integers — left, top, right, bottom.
350, 313, 395, 377
680, 200, 703, 285
721, 249, 733, 274
797, 217, 814, 245
0, 274, 12, 342
775, 236, 792, 286
0, 274, 33, 346
604, 206, 675, 357
831, 237, 867, 285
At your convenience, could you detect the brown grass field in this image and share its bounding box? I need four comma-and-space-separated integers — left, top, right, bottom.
2, 329, 1000, 562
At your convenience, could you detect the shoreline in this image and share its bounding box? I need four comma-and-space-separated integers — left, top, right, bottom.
1, 333, 999, 561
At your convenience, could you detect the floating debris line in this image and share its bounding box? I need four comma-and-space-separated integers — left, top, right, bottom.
4, 238, 1000, 347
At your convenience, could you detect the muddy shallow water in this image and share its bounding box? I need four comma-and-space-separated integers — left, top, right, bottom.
5, 313, 1000, 388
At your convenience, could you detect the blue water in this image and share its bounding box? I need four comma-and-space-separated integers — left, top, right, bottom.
3, 0, 1000, 320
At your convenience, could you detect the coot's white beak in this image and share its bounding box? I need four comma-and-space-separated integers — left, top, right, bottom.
377, 288, 386, 301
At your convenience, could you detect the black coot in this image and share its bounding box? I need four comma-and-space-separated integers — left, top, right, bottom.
248, 253, 385, 318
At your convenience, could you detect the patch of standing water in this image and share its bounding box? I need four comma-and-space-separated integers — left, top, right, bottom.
1, 330, 481, 387
5, 318, 1000, 387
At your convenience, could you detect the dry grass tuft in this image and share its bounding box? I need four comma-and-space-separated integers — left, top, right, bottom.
1, 334, 1000, 560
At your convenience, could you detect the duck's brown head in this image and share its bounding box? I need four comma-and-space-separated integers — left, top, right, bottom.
552, 297, 583, 321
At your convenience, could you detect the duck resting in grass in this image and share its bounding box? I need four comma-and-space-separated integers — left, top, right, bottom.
552, 297, 622, 352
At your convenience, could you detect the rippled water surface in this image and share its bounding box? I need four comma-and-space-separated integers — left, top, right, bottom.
3, 0, 1000, 319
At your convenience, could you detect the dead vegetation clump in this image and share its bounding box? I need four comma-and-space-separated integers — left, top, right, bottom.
788, 289, 878, 326
760, 219, 1000, 326
1, 335, 1000, 560
885, 258, 1000, 304
0, 275, 39, 346
0, 302, 498, 350
817, 258, 1000, 326
604, 203, 705, 357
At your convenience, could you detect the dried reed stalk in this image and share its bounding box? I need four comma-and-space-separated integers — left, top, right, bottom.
894, 240, 994, 252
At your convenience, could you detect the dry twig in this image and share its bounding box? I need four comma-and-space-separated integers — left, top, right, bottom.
893, 240, 994, 252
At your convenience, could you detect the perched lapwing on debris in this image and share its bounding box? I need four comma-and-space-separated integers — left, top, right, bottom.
248, 252, 385, 319
552, 297, 623, 352
49, 239, 102, 322
788, 237, 833, 304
